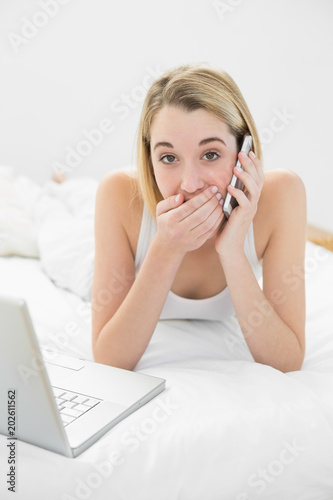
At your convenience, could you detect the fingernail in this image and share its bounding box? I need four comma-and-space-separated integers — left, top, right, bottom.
219, 198, 224, 206
249, 150, 256, 159
215, 192, 222, 201
211, 186, 218, 193
175, 194, 180, 203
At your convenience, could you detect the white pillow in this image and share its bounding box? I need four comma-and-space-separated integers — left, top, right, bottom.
0, 166, 39, 258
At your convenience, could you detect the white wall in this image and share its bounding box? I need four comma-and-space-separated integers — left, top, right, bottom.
1, 0, 332, 231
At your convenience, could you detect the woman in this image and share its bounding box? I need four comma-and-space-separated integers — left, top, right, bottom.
92, 64, 306, 372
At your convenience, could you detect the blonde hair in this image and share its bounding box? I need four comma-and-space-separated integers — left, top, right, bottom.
136, 64, 262, 218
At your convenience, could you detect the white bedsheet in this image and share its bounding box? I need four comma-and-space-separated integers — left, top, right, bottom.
1, 174, 333, 500
0, 242, 333, 500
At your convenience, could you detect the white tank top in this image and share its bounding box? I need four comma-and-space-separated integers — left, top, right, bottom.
135, 205, 262, 321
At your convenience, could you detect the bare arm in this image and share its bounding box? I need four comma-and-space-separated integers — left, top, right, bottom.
91, 173, 181, 370
92, 173, 223, 370
93, 235, 183, 370
218, 168, 306, 372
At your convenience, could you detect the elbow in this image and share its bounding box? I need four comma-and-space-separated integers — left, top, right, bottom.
286, 336, 306, 372
280, 361, 303, 373
92, 340, 136, 371
279, 328, 306, 373
258, 344, 305, 373
284, 352, 305, 373
92, 344, 109, 366
279, 347, 305, 373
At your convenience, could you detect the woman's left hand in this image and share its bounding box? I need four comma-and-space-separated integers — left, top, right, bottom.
215, 150, 265, 260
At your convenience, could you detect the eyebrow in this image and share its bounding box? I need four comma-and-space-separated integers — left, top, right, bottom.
153, 137, 227, 151
199, 137, 227, 147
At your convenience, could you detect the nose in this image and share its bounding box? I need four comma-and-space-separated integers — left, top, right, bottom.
180, 163, 205, 195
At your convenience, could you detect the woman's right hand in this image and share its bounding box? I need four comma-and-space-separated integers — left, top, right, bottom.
155, 185, 224, 257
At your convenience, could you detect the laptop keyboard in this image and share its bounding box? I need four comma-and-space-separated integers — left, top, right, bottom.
52, 387, 102, 427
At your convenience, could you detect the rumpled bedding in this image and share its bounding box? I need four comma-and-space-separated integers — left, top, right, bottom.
0, 168, 333, 500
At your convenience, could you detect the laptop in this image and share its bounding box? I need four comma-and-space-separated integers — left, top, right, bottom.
0, 294, 165, 457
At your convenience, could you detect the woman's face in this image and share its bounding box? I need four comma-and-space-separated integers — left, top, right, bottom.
150, 106, 239, 202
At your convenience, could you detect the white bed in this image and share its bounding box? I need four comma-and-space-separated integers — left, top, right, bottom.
1, 168, 333, 500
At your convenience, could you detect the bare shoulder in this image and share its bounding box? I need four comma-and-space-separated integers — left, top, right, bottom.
261, 168, 306, 221
96, 169, 140, 212
95, 169, 143, 255
254, 169, 307, 259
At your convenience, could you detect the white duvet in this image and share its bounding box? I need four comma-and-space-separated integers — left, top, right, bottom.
0, 172, 333, 500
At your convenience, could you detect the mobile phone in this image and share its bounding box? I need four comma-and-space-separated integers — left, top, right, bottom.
223, 134, 253, 219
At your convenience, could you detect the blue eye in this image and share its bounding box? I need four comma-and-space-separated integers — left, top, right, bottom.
203, 151, 219, 161
160, 154, 177, 164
